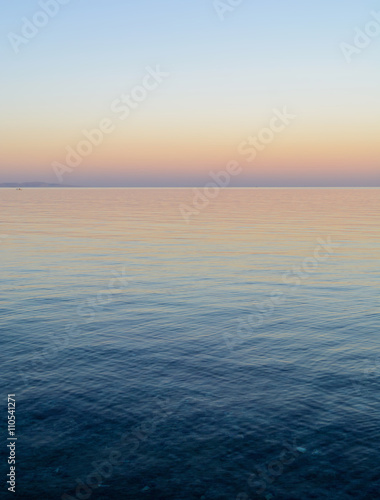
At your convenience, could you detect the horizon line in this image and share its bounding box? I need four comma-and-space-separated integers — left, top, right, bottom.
1, 186, 379, 189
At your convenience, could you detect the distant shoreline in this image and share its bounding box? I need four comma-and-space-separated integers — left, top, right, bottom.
0, 183, 74, 188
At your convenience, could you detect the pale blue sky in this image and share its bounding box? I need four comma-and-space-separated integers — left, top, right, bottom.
1, 0, 379, 186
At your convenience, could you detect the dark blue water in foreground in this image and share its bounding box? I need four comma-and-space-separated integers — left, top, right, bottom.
0, 188, 379, 500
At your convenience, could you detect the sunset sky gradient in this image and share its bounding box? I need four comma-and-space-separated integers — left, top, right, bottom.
1, 0, 379, 186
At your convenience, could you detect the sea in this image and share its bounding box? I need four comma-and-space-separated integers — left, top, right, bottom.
0, 188, 379, 500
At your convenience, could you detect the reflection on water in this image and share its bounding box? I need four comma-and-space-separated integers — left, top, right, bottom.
0, 188, 379, 499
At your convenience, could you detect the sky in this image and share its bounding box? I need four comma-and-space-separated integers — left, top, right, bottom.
1, 0, 379, 187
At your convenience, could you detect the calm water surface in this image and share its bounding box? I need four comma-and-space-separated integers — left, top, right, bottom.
0, 188, 379, 499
